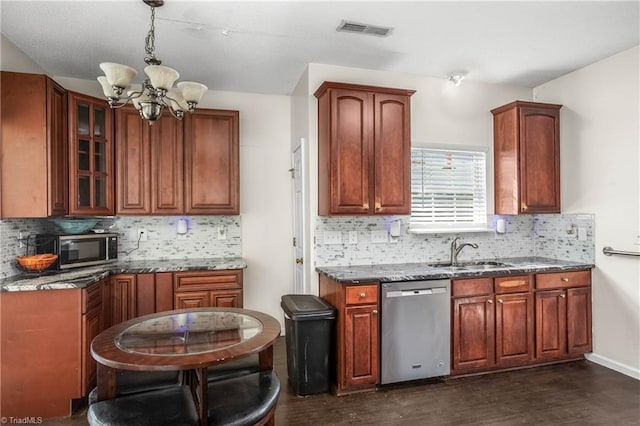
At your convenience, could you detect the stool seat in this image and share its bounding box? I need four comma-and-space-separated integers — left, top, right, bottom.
88, 370, 181, 405
207, 371, 281, 426
207, 354, 259, 382
87, 385, 198, 426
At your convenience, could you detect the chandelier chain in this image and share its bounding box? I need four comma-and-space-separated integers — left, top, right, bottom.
144, 6, 159, 64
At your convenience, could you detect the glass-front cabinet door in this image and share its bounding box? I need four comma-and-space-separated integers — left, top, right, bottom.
69, 92, 114, 215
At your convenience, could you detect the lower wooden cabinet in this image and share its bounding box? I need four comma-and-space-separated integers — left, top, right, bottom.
535, 271, 592, 361
452, 275, 534, 374
453, 270, 591, 375
319, 275, 379, 395
452, 294, 495, 372
110, 274, 136, 326
81, 278, 107, 394
173, 270, 243, 309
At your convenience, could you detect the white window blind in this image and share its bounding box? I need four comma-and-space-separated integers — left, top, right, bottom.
410, 147, 487, 232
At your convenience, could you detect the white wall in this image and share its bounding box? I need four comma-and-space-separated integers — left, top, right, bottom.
1, 35, 294, 331
535, 46, 640, 378
0, 34, 46, 74
303, 63, 531, 294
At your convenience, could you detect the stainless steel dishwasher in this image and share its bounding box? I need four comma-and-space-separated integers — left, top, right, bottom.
381, 279, 451, 384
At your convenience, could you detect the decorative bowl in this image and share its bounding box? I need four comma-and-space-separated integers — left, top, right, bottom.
16, 254, 58, 272
50, 218, 100, 234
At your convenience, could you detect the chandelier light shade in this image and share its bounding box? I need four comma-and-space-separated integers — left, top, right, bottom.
97, 0, 208, 123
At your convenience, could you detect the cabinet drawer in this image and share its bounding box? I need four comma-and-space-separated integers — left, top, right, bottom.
495, 275, 531, 294
174, 270, 242, 292
452, 278, 493, 297
536, 270, 591, 290
345, 284, 378, 305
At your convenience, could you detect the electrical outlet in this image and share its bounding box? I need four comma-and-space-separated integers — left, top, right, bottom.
218, 226, 227, 240
137, 228, 148, 241
371, 230, 388, 243
324, 231, 342, 245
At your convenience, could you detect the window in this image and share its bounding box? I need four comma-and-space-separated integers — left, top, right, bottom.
410, 146, 487, 232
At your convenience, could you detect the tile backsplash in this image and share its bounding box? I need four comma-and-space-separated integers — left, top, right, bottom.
315, 214, 595, 267
0, 216, 241, 279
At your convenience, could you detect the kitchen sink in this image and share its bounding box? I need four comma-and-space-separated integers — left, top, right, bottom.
428, 261, 510, 270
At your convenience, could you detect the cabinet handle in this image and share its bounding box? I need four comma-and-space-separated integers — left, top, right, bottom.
561, 277, 569, 282
497, 299, 504, 304
560, 293, 566, 298
372, 309, 379, 315
360, 292, 366, 299
487, 299, 493, 304
295, 258, 304, 264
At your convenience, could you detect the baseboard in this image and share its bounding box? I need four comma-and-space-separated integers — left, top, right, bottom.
585, 353, 640, 380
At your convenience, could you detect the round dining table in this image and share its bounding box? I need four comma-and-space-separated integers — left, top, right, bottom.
91, 307, 281, 426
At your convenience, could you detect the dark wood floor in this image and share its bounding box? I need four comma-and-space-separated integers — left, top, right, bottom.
43, 337, 640, 425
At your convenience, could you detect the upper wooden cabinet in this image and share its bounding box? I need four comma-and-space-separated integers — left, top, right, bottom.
1, 71, 68, 218
492, 101, 562, 214
315, 82, 415, 215
116, 107, 184, 215
184, 109, 240, 215
68, 91, 115, 215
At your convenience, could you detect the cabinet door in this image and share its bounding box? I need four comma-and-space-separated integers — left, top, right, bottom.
495, 292, 533, 366
209, 289, 243, 308
372, 93, 411, 214
567, 286, 592, 355
519, 105, 560, 213
0, 72, 68, 218
111, 275, 136, 325
151, 113, 184, 214
81, 305, 102, 393
344, 305, 379, 388
535, 289, 567, 360
175, 291, 209, 309
452, 295, 495, 371
47, 78, 69, 216
68, 92, 114, 215
116, 107, 150, 214
135, 273, 156, 317
328, 89, 372, 214
184, 109, 239, 214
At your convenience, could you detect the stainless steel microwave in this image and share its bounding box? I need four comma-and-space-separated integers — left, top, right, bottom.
34, 233, 118, 270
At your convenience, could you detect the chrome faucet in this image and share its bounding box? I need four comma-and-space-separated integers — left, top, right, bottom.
450, 237, 479, 266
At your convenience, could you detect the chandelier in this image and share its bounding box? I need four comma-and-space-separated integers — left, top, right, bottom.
97, 0, 207, 123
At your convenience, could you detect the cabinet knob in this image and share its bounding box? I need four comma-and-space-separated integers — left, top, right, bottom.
295, 258, 304, 264
561, 277, 569, 282
375, 200, 381, 211
497, 299, 504, 304
560, 293, 566, 298
360, 292, 366, 299
363, 203, 369, 210
487, 299, 493, 304
521, 202, 528, 212
372, 309, 379, 315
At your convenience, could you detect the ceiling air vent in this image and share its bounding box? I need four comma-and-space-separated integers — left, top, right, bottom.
336, 20, 393, 37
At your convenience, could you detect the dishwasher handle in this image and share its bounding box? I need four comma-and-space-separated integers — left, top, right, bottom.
385, 287, 447, 298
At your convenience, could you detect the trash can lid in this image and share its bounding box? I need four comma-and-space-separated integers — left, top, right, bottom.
281, 294, 336, 320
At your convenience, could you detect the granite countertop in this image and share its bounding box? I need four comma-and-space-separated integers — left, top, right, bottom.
0, 258, 247, 292
316, 257, 595, 284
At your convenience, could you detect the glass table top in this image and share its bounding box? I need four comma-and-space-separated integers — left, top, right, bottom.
115, 310, 263, 356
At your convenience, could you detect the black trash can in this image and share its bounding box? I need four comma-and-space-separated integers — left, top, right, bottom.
281, 294, 336, 396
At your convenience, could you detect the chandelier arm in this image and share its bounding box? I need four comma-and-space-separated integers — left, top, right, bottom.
161, 96, 185, 120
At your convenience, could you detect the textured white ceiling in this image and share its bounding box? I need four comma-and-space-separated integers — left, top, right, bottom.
1, 1, 638, 95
